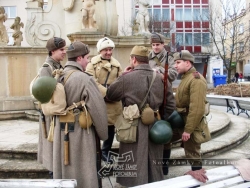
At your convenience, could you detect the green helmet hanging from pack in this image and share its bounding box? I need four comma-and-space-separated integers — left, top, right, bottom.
32, 76, 57, 104
167, 110, 185, 129
149, 120, 173, 144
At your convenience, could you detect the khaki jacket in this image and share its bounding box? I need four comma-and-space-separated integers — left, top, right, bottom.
175, 67, 207, 134
85, 54, 123, 125
149, 48, 178, 83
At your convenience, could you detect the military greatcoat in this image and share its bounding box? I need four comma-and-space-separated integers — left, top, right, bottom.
37, 56, 63, 172
106, 64, 175, 187
149, 48, 178, 83
175, 67, 207, 168
52, 61, 108, 188
86, 55, 123, 125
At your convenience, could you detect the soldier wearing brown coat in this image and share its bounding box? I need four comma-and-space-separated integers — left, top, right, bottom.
173, 50, 208, 183
37, 37, 66, 177
53, 41, 108, 188
106, 46, 175, 187
85, 37, 122, 163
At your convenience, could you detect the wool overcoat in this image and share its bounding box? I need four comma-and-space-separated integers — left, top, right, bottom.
149, 48, 178, 83
86, 54, 123, 125
37, 56, 63, 171
106, 64, 175, 187
52, 61, 108, 188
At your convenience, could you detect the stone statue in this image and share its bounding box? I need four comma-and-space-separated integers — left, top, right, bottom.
135, 0, 151, 34
81, 0, 97, 29
10, 17, 24, 46
132, 19, 140, 36
0, 6, 9, 46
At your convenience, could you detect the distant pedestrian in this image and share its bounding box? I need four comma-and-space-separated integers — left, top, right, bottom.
235, 72, 239, 83
239, 72, 243, 82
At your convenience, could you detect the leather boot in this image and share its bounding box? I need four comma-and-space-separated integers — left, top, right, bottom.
162, 149, 171, 175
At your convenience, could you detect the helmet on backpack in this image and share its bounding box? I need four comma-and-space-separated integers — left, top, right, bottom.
149, 120, 173, 144
32, 76, 57, 104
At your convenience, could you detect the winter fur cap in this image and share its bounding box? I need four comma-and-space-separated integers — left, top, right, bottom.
96, 37, 115, 52
67, 41, 90, 58
173, 50, 194, 63
130, 46, 149, 57
46, 37, 66, 52
150, 32, 166, 44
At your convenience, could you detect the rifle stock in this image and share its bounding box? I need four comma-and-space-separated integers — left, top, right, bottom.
160, 53, 169, 119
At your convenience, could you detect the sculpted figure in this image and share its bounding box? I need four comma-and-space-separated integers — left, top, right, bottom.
136, 0, 151, 34
10, 17, 24, 46
0, 6, 9, 45
81, 0, 97, 29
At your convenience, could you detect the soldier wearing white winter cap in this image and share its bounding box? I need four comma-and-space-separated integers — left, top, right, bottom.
85, 37, 123, 163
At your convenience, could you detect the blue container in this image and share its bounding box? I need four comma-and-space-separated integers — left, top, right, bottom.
213, 75, 227, 87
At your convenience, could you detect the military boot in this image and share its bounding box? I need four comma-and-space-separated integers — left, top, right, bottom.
162, 149, 171, 175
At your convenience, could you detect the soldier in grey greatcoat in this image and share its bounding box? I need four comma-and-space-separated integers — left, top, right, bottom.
106, 46, 175, 187
53, 41, 108, 188
37, 37, 66, 177
148, 32, 178, 175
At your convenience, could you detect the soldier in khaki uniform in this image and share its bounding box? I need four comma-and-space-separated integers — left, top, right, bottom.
149, 32, 178, 83
37, 37, 66, 178
173, 50, 208, 183
85, 37, 123, 162
149, 32, 178, 175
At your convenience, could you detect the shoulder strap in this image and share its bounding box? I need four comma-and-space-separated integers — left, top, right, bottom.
140, 71, 156, 110
43, 62, 53, 72
63, 70, 78, 85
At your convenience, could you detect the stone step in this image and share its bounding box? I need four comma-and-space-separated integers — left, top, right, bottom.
0, 159, 49, 179
170, 110, 250, 160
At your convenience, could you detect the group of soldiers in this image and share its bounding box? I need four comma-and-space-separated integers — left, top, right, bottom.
36, 33, 208, 188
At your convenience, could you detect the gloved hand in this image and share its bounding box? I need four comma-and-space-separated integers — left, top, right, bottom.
185, 168, 208, 183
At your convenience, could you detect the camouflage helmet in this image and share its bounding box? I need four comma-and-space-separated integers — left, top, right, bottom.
167, 110, 185, 128
149, 120, 173, 144
32, 76, 57, 104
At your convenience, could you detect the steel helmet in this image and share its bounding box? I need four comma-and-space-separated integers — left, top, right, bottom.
32, 76, 57, 104
167, 110, 185, 128
149, 120, 173, 144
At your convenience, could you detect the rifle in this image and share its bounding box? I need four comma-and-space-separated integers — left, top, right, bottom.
95, 128, 102, 188
159, 52, 169, 120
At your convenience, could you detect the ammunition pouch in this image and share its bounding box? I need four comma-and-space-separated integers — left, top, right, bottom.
59, 101, 92, 130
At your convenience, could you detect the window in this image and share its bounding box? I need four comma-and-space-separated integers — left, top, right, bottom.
193, 9, 200, 20
176, 33, 183, 45
176, 9, 183, 21
162, 9, 170, 21
202, 33, 210, 46
230, 28, 234, 37
194, 33, 201, 45
239, 24, 244, 34
184, 9, 192, 21
201, 8, 209, 21
4, 6, 16, 18
7, 32, 14, 46
153, 9, 161, 21
185, 33, 193, 45
239, 42, 244, 52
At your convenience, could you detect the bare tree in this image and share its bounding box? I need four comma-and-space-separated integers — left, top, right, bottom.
207, 0, 250, 83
